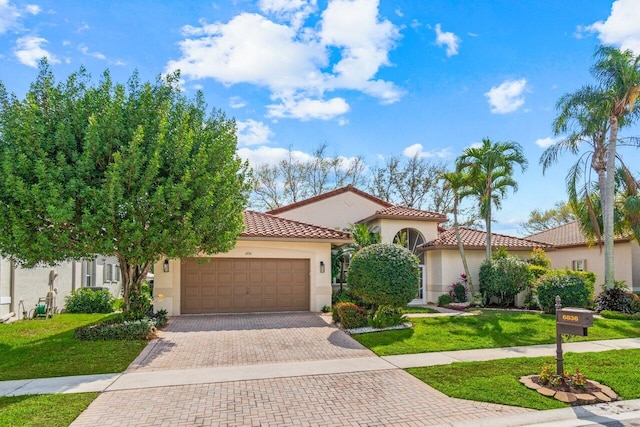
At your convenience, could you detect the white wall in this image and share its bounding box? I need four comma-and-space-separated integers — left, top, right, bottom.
153, 239, 333, 315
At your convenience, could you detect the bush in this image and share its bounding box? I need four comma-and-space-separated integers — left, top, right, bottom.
448, 274, 468, 303
347, 243, 420, 308
332, 302, 369, 329
528, 248, 551, 268
125, 283, 153, 321
438, 294, 453, 307
368, 306, 406, 329
331, 288, 371, 308
528, 265, 549, 280
536, 270, 594, 314
479, 256, 532, 306
65, 288, 115, 314
596, 282, 634, 313
74, 317, 156, 340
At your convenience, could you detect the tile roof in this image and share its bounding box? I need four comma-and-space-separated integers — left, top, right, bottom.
359, 205, 448, 223
266, 185, 392, 215
526, 221, 630, 247
420, 227, 553, 251
242, 211, 352, 241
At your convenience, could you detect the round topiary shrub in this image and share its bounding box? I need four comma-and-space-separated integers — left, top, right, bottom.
347, 243, 420, 308
479, 256, 532, 306
536, 270, 594, 314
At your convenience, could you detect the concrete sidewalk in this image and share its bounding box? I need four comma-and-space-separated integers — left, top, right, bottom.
2, 337, 639, 397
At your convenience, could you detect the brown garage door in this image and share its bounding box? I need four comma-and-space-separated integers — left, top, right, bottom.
181, 258, 310, 314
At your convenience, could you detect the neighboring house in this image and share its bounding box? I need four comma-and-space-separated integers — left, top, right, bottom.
0, 256, 123, 319
528, 221, 640, 292
154, 185, 552, 315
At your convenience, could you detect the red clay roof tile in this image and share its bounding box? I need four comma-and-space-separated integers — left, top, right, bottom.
421, 227, 553, 250
359, 205, 447, 223
242, 210, 351, 240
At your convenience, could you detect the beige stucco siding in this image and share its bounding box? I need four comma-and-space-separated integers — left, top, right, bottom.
370, 218, 440, 245
153, 239, 333, 315
546, 242, 636, 293
273, 192, 387, 229
632, 242, 640, 292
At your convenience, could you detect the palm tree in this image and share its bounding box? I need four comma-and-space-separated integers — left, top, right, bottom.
456, 138, 528, 260
441, 170, 474, 293
592, 46, 640, 288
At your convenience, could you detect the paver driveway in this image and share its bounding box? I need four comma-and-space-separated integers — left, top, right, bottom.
73, 313, 531, 426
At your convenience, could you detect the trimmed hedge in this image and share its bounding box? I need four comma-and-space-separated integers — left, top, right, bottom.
65, 288, 115, 314
536, 270, 594, 314
347, 243, 420, 308
75, 318, 156, 340
479, 256, 532, 306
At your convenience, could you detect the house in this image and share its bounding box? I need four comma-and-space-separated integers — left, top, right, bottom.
527, 221, 640, 292
0, 256, 123, 319
153, 185, 551, 315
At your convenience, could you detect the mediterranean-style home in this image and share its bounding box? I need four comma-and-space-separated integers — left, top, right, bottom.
153, 185, 550, 316
0, 257, 122, 320
527, 221, 640, 293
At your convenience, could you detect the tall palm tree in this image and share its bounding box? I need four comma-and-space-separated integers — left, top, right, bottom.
441, 170, 474, 293
456, 138, 528, 260
592, 46, 640, 288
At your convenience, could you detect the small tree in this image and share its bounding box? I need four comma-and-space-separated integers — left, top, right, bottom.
0, 62, 249, 316
479, 255, 532, 306
528, 248, 552, 268
347, 243, 419, 309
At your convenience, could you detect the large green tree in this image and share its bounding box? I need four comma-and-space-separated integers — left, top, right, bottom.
456, 138, 528, 260
0, 62, 249, 313
520, 201, 577, 235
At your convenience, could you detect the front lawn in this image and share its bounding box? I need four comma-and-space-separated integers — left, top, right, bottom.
0, 393, 97, 427
353, 310, 640, 356
0, 313, 148, 380
407, 349, 640, 410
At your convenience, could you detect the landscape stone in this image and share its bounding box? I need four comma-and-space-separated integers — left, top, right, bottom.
554, 391, 577, 403
593, 392, 612, 402
523, 380, 541, 390
537, 387, 556, 397
575, 393, 597, 402
600, 386, 618, 399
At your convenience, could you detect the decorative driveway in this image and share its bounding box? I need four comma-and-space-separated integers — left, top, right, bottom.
72, 313, 531, 426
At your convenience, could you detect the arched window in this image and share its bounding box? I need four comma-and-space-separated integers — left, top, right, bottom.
393, 228, 425, 264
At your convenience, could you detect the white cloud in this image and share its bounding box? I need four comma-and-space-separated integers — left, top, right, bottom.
484, 78, 528, 114
402, 143, 452, 159
229, 96, 246, 109
114, 59, 126, 66
25, 4, 40, 14
237, 145, 314, 166
236, 119, 274, 146
77, 22, 90, 33
434, 23, 460, 57
535, 137, 559, 148
467, 142, 483, 149
167, 0, 402, 120
0, 0, 20, 33
394, 8, 403, 17
584, 0, 640, 54
467, 32, 478, 37
14, 36, 59, 67
78, 44, 106, 60
267, 96, 349, 120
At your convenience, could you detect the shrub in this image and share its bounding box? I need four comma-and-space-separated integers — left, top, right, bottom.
331, 288, 371, 308
368, 306, 407, 329
479, 256, 532, 306
332, 302, 369, 329
528, 265, 549, 280
74, 317, 156, 340
448, 274, 468, 303
65, 288, 115, 314
347, 243, 420, 308
536, 270, 594, 314
528, 248, 551, 268
125, 283, 153, 321
438, 294, 453, 307
596, 282, 633, 313
321, 305, 331, 313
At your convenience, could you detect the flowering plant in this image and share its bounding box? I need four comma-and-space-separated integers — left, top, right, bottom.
448, 274, 469, 303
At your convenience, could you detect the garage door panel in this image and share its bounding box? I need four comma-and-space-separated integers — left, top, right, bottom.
181, 258, 309, 314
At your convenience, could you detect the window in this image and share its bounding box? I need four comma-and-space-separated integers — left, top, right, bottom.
114, 265, 121, 281
393, 228, 425, 264
572, 259, 586, 271
83, 260, 95, 287
105, 264, 114, 282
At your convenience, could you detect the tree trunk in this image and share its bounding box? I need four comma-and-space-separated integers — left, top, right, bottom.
452, 198, 473, 294
604, 116, 618, 288
118, 256, 152, 313
485, 205, 492, 261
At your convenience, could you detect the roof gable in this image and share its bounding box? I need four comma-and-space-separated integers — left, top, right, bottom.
242, 211, 351, 241
359, 205, 447, 223
266, 185, 391, 215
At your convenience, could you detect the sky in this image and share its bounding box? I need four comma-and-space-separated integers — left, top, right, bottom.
1, 0, 639, 237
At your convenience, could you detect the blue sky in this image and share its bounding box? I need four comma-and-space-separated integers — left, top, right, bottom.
1, 0, 639, 236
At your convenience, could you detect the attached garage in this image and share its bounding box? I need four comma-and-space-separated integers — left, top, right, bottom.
181, 257, 310, 314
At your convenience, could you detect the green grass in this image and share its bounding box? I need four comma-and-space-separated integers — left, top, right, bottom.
402, 306, 440, 313
0, 313, 148, 380
0, 393, 97, 426
407, 349, 640, 410
353, 310, 640, 356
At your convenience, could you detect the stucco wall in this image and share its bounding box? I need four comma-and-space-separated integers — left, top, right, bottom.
545, 242, 636, 293
632, 242, 640, 292
153, 239, 333, 316
273, 192, 386, 229
372, 218, 440, 245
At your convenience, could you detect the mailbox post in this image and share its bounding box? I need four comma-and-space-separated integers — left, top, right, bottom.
554, 296, 594, 375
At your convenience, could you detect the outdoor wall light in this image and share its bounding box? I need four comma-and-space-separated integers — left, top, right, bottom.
320, 261, 325, 273
163, 259, 170, 273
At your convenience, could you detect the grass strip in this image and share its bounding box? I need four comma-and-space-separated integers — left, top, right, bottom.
0, 393, 97, 426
